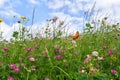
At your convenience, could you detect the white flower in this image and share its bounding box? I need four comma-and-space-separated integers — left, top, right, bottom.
92, 51, 99, 57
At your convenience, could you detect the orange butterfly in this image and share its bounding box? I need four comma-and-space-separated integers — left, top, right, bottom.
70, 31, 80, 40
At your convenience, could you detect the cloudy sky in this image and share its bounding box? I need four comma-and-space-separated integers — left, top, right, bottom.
0, 0, 120, 40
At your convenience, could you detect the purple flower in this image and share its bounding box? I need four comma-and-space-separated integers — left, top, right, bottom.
44, 78, 50, 80
54, 49, 59, 54
7, 77, 14, 80
14, 67, 20, 73
10, 64, 17, 69
111, 69, 117, 75
4, 47, 8, 51
26, 48, 31, 52
108, 50, 113, 55
56, 54, 62, 60
60, 49, 65, 54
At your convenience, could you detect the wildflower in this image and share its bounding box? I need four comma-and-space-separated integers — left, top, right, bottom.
108, 49, 113, 55
52, 16, 58, 22
89, 67, 99, 74
14, 67, 20, 73
7, 77, 14, 80
84, 55, 92, 63
54, 49, 59, 54
60, 49, 65, 54
55, 45, 61, 49
74, 51, 78, 56
34, 45, 38, 49
26, 48, 31, 52
98, 56, 104, 61
0, 18, 3, 23
63, 59, 67, 62
80, 70, 86, 73
111, 56, 117, 61
45, 78, 50, 80
56, 54, 62, 60
21, 63, 25, 67
20, 16, 26, 21
59, 21, 64, 26
29, 56, 35, 62
111, 69, 117, 75
92, 51, 99, 57
31, 66, 37, 71
3, 47, 8, 51
102, 45, 107, 49
10, 64, 17, 69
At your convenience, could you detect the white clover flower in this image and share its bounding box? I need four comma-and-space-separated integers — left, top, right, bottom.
92, 51, 99, 57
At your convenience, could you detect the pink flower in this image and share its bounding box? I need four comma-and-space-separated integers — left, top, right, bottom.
55, 45, 60, 49
14, 67, 20, 73
54, 49, 59, 54
60, 49, 65, 53
7, 77, 14, 80
10, 64, 17, 69
56, 54, 62, 60
26, 48, 31, 52
4, 47, 8, 51
34, 45, 38, 49
29, 56, 35, 62
74, 52, 78, 56
111, 69, 117, 75
44, 78, 50, 80
108, 50, 113, 55
103, 45, 107, 49
84, 55, 92, 63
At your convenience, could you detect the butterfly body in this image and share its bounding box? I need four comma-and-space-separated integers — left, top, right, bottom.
71, 31, 80, 40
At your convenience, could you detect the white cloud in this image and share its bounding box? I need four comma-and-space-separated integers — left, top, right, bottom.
0, 9, 20, 18
29, 0, 40, 5
0, 0, 9, 7
0, 0, 21, 18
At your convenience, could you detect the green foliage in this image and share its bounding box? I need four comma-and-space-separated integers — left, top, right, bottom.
0, 16, 120, 80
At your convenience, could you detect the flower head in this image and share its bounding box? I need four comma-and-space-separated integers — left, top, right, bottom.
92, 51, 99, 57
74, 51, 78, 56
52, 16, 58, 22
7, 77, 14, 80
44, 78, 50, 80
3, 47, 8, 51
29, 56, 35, 62
26, 48, 31, 52
20, 16, 26, 21
60, 49, 65, 54
0, 18, 3, 23
10, 64, 17, 69
108, 49, 113, 55
56, 54, 62, 60
14, 67, 20, 73
111, 69, 117, 75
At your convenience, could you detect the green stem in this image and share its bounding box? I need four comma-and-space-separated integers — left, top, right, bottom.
55, 66, 72, 80
27, 72, 29, 80
45, 47, 53, 66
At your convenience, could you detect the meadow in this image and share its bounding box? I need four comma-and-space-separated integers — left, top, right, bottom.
0, 16, 120, 80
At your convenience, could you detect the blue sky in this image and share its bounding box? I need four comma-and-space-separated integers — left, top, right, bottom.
0, 0, 120, 40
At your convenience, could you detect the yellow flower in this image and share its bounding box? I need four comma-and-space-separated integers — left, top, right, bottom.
0, 18, 3, 23
111, 56, 117, 61
20, 16, 26, 21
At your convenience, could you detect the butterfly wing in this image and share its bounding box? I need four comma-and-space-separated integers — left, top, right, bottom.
71, 31, 79, 40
